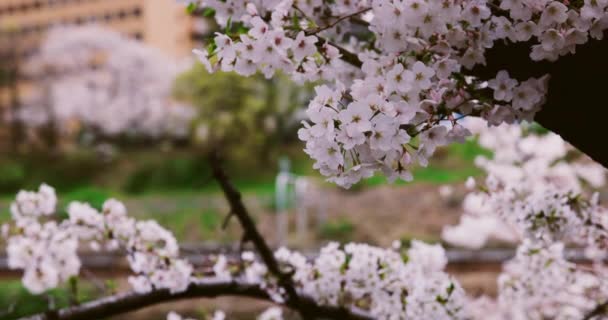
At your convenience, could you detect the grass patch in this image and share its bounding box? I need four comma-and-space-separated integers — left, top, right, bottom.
0, 280, 97, 320
318, 218, 355, 242
61, 187, 116, 211
140, 207, 223, 241
445, 138, 492, 162
0, 151, 107, 196
359, 139, 490, 188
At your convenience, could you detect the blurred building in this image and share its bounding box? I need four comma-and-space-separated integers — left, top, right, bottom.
0, 0, 209, 150
0, 0, 207, 58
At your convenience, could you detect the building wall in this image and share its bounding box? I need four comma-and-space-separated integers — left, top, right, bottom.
0, 0, 204, 150
0, 0, 196, 58
143, 0, 195, 58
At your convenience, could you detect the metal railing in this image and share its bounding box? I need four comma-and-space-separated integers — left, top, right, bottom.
0, 243, 596, 273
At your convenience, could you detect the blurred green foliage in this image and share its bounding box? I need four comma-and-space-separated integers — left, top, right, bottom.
0, 280, 97, 320
444, 137, 492, 162
0, 152, 107, 195
357, 138, 491, 189
318, 218, 355, 242
173, 63, 311, 165
61, 187, 114, 211
0, 161, 26, 193
0, 138, 490, 199
146, 208, 223, 241
124, 154, 211, 194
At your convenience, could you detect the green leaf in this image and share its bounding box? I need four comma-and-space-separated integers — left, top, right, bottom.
447, 282, 455, 296
105, 280, 118, 294
201, 7, 216, 17
225, 16, 233, 35
235, 23, 250, 35
186, 2, 198, 14
436, 295, 448, 305
206, 39, 217, 55
292, 13, 301, 31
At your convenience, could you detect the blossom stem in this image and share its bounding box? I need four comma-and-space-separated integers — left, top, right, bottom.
208, 152, 310, 318
583, 301, 608, 320
305, 8, 372, 36
23, 280, 373, 320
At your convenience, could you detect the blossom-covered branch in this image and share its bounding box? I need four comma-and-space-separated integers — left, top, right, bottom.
2, 182, 467, 319
23, 279, 372, 320
183, 0, 608, 170
186, 0, 582, 187
208, 152, 309, 316
443, 119, 608, 319
17, 26, 195, 143
583, 300, 608, 320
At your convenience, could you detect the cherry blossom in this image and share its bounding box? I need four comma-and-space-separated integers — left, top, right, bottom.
443, 119, 608, 318
8, 0, 608, 317
444, 119, 608, 249
18, 26, 196, 141
4, 184, 472, 319
181, 0, 605, 187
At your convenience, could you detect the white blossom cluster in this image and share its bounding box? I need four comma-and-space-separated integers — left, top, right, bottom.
180, 0, 608, 187
493, 241, 603, 320
6, 180, 608, 318
2, 184, 193, 294
18, 26, 195, 140
443, 118, 608, 249
275, 241, 467, 319
3, 185, 471, 319
466, 240, 608, 320
441, 119, 608, 319
256, 307, 284, 320
10, 183, 57, 220
167, 311, 200, 320
167, 307, 282, 320
4, 184, 78, 294
207, 241, 468, 319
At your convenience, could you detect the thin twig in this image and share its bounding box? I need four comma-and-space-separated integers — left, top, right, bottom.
208, 152, 310, 317
221, 210, 234, 229
292, 5, 315, 23
583, 301, 608, 320
23, 280, 372, 320
306, 8, 372, 36
81, 268, 107, 295
0, 301, 17, 319
316, 36, 363, 68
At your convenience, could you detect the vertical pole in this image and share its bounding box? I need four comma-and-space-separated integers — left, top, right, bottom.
295, 178, 309, 244
317, 186, 327, 231
275, 173, 289, 247
43, 71, 58, 150
0, 49, 6, 147
8, 32, 23, 152
275, 157, 291, 247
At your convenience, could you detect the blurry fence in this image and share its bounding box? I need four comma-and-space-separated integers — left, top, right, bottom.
0, 244, 597, 275
275, 157, 327, 246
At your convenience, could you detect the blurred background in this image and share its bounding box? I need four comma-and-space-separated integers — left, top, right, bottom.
0, 1, 523, 319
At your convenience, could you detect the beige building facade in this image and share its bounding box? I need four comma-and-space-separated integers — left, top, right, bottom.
0, 0, 199, 58
0, 0, 207, 149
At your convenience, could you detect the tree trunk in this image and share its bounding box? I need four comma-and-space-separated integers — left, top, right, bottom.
473, 38, 608, 168
9, 44, 24, 152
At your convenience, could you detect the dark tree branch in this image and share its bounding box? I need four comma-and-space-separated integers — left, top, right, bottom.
305, 8, 372, 36
208, 152, 310, 317
331, 36, 608, 169
23, 280, 372, 320
583, 300, 608, 320
473, 36, 608, 169
325, 39, 363, 68
190, 0, 608, 167
321, 20, 608, 169
23, 155, 374, 320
